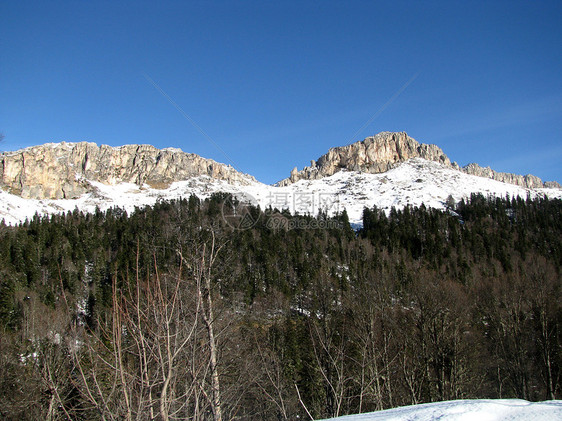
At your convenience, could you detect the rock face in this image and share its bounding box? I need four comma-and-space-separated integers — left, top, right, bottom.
277, 131, 559, 190
277, 132, 454, 186
2, 134, 559, 200
0, 142, 256, 199
462, 163, 560, 189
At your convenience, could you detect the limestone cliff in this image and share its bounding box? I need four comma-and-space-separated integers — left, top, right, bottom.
0, 142, 256, 199
277, 131, 559, 190
277, 132, 455, 186
2, 135, 559, 200
462, 163, 560, 189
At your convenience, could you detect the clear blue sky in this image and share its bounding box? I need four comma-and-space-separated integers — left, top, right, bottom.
2, 1, 561, 184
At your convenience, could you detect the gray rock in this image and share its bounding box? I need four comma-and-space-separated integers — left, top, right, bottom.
276, 132, 559, 190
461, 163, 547, 189
0, 142, 256, 199
277, 132, 451, 186
544, 181, 562, 189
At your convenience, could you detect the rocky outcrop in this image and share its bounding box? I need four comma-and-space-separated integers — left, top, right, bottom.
461, 163, 556, 189
544, 181, 562, 189
0, 142, 256, 199
277, 131, 560, 190
277, 132, 454, 186
2, 135, 559, 200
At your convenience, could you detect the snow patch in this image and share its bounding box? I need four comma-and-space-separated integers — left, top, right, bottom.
318, 399, 562, 421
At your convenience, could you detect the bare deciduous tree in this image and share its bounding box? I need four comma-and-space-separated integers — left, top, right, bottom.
71, 232, 228, 420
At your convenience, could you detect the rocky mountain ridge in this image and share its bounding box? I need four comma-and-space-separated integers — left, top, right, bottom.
0, 142, 256, 199
2, 156, 561, 227
277, 132, 452, 186
277, 132, 560, 189
1, 133, 559, 203
461, 162, 559, 189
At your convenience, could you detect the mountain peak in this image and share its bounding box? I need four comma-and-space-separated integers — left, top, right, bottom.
277, 132, 453, 186
277, 131, 560, 190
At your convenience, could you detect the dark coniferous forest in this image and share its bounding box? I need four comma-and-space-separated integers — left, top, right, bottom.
0, 193, 560, 420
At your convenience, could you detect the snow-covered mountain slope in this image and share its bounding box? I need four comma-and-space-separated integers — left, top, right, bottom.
1, 158, 561, 226
0, 175, 261, 225
318, 399, 562, 421
247, 158, 562, 225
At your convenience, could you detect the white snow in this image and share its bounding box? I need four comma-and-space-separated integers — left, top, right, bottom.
1, 158, 561, 226
318, 399, 562, 421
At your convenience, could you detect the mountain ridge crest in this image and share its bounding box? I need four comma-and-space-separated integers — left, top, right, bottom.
1, 132, 560, 202
0, 141, 256, 199
276, 131, 560, 189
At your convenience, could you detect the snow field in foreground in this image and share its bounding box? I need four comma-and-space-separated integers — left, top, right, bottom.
318, 399, 562, 421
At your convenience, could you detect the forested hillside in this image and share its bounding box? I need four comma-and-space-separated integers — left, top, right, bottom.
0, 193, 560, 420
